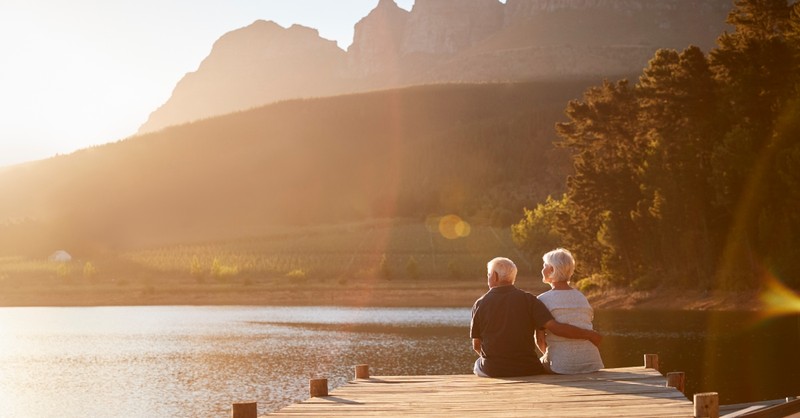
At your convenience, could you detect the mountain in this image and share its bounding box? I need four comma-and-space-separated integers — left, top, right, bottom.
0, 81, 595, 256
138, 20, 350, 133
347, 0, 410, 84
400, 0, 505, 56
138, 0, 732, 134
427, 0, 732, 83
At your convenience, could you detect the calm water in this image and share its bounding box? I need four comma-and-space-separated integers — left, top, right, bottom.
0, 306, 797, 417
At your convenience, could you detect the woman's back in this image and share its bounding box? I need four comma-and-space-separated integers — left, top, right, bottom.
537, 289, 604, 374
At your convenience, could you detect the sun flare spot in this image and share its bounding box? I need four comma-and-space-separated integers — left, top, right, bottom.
759, 274, 800, 319
438, 214, 471, 240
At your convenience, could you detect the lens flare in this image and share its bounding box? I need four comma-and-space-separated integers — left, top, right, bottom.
759, 274, 800, 319
438, 214, 471, 240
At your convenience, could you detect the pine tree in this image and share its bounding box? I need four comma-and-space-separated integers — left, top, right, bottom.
709, 0, 799, 288
635, 46, 721, 285
556, 80, 646, 283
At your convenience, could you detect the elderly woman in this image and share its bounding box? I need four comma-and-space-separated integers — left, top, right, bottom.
535, 248, 604, 374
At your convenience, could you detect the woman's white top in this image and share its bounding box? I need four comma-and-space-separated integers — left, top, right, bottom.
537, 288, 604, 374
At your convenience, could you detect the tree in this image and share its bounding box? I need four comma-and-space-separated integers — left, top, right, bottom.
556, 80, 646, 283
406, 256, 420, 279
514, 1, 800, 291
190, 255, 203, 277
82, 261, 97, 280
512, 196, 566, 261
634, 46, 721, 285
708, 0, 799, 288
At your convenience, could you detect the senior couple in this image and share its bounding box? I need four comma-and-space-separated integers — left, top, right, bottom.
471, 249, 604, 377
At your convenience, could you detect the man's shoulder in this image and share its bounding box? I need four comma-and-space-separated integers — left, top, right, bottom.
472, 290, 491, 308
474, 286, 540, 304
514, 286, 539, 300
474, 289, 492, 301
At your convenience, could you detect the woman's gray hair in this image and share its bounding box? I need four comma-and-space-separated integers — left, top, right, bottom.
487, 257, 517, 284
542, 248, 575, 283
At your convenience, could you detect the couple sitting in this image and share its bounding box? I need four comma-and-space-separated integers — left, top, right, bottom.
471, 249, 604, 377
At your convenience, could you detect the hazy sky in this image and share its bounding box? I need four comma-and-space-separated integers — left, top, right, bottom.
0, 0, 415, 168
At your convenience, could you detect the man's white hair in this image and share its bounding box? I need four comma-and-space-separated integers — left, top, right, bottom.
487, 257, 517, 284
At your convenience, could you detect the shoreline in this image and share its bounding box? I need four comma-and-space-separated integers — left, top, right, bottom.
0, 285, 764, 311
585, 287, 762, 311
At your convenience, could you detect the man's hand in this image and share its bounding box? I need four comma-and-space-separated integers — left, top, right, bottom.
587, 330, 602, 347
472, 338, 482, 356
544, 320, 602, 347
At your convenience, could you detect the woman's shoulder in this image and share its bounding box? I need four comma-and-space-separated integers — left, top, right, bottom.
540, 288, 592, 307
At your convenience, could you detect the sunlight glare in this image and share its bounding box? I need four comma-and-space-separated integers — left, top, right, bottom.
438, 215, 471, 240
759, 273, 800, 319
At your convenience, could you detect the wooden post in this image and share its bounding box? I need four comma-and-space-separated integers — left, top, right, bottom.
231, 402, 257, 418
693, 392, 719, 418
666, 371, 685, 393
355, 364, 370, 379
644, 353, 659, 370
310, 378, 328, 397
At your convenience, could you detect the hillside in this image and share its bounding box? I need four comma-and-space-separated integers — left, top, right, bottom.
1, 215, 763, 310
139, 0, 731, 133
0, 80, 598, 257
0, 218, 533, 307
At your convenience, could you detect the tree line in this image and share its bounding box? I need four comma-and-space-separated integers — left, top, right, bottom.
513, 0, 800, 290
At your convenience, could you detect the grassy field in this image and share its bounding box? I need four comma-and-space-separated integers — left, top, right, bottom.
0, 218, 547, 306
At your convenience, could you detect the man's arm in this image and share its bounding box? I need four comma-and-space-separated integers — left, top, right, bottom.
535, 329, 547, 355
472, 338, 482, 356
543, 320, 602, 347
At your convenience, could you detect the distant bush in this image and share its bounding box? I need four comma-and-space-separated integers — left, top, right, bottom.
576, 274, 607, 293
82, 262, 97, 280
286, 269, 307, 280
190, 255, 203, 277
406, 256, 419, 279
56, 263, 72, 279
210, 258, 239, 279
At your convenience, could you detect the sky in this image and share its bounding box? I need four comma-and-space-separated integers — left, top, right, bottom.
0, 0, 415, 168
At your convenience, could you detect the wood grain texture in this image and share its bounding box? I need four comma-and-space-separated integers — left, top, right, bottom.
267, 367, 695, 417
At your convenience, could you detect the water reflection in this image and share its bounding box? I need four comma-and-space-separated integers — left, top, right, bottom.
0, 307, 797, 417
595, 310, 800, 405
0, 306, 472, 417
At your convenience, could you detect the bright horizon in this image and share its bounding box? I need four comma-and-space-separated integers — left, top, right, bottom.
0, 0, 415, 168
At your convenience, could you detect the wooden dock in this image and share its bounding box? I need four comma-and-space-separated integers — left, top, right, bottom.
265, 365, 695, 417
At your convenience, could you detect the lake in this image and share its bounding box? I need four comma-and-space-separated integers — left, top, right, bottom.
0, 306, 797, 417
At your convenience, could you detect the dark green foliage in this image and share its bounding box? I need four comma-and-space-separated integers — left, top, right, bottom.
556, 79, 646, 283
516, 0, 800, 290
511, 195, 567, 264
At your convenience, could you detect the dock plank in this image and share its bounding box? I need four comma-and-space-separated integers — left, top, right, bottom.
266, 367, 695, 417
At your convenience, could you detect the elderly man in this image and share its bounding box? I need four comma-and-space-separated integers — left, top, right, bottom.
470, 257, 602, 377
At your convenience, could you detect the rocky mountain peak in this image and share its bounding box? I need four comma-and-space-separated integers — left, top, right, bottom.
402, 0, 504, 55
138, 20, 346, 134
347, 0, 410, 80
207, 20, 338, 64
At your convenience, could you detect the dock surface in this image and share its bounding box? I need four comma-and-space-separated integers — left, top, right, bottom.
267, 366, 694, 417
